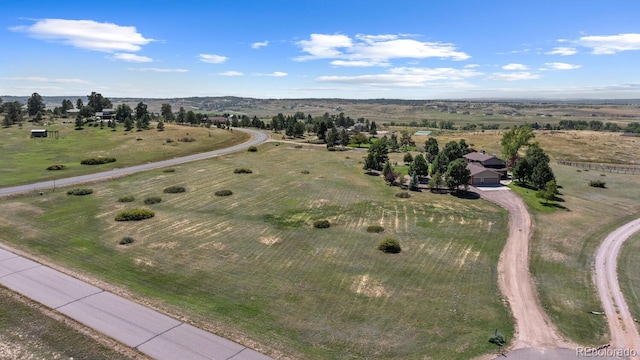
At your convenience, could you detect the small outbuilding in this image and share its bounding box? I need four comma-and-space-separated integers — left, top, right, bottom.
30, 129, 47, 138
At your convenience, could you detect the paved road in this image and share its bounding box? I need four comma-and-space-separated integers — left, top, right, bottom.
0, 128, 268, 195
595, 218, 640, 354
0, 127, 272, 359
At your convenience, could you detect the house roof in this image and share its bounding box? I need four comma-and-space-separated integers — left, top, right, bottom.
464, 152, 497, 162
467, 163, 501, 177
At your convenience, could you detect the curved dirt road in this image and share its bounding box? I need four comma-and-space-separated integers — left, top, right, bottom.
479, 188, 567, 349
595, 218, 640, 352
0, 128, 268, 196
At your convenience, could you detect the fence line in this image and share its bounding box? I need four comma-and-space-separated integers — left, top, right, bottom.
557, 159, 640, 175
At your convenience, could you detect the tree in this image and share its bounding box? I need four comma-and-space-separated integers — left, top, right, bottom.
135, 117, 144, 131
512, 143, 555, 189
350, 133, 369, 147
177, 107, 186, 123
410, 154, 429, 177
382, 161, 397, 185
339, 129, 350, 147
400, 131, 414, 150
429, 171, 443, 192
501, 126, 535, 168
161, 104, 174, 122
445, 158, 471, 193
403, 152, 414, 164
124, 116, 133, 131
135, 102, 148, 121
369, 121, 377, 135
3, 101, 23, 127
317, 121, 327, 141
27, 92, 45, 117
87, 92, 112, 112
537, 180, 557, 204
326, 127, 339, 148
389, 133, 400, 152
364, 152, 379, 171
76, 98, 83, 110
409, 171, 420, 191
157, 120, 165, 131
364, 137, 389, 171
75, 114, 84, 129
114, 104, 132, 123
424, 137, 439, 162
61, 99, 74, 114
294, 121, 306, 137
185, 111, 197, 125
431, 141, 463, 175
79, 105, 94, 119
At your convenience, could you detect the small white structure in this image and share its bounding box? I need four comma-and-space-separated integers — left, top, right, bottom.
30, 129, 47, 138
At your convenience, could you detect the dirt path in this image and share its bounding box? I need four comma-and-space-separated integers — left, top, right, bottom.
595, 218, 640, 353
478, 188, 568, 350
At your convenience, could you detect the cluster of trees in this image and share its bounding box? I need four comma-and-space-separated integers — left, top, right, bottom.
524, 119, 640, 133
1, 97, 24, 127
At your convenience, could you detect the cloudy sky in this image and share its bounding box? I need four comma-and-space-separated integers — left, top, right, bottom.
2, 0, 640, 99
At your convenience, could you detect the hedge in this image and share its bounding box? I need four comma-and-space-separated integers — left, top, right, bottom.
46, 164, 66, 171
378, 238, 401, 254
115, 208, 155, 221
80, 157, 116, 165
214, 190, 233, 196
163, 186, 186, 193
67, 188, 93, 196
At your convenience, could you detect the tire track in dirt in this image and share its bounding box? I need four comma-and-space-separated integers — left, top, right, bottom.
595, 218, 640, 353
478, 188, 568, 350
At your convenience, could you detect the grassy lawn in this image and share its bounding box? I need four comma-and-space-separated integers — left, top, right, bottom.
0, 122, 249, 187
0, 286, 136, 359
0, 143, 512, 359
618, 232, 640, 323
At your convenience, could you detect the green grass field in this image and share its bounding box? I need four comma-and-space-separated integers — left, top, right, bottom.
618, 232, 640, 324
0, 286, 136, 359
0, 122, 248, 187
0, 143, 512, 359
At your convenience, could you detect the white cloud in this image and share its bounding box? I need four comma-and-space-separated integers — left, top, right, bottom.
576, 33, 640, 54
487, 72, 541, 81
546, 47, 577, 56
251, 41, 269, 49
219, 71, 244, 76
270, 71, 288, 77
127, 68, 188, 72
543, 62, 581, 70
295, 33, 470, 64
111, 53, 153, 63
10, 18, 153, 52
199, 54, 228, 64
502, 63, 528, 70
316, 66, 481, 87
464, 64, 480, 68
3, 76, 91, 84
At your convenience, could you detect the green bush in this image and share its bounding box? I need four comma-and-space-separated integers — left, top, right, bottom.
215, 190, 233, 196
589, 180, 607, 188
119, 237, 134, 245
163, 186, 186, 193
80, 157, 116, 165
163, 168, 176, 173
378, 237, 401, 254
178, 137, 196, 142
234, 168, 253, 174
66, 188, 93, 196
366, 225, 385, 233
46, 164, 66, 171
395, 192, 411, 198
301, 170, 310, 174
313, 219, 331, 229
115, 208, 155, 221
247, 146, 258, 152
144, 196, 162, 204
118, 195, 135, 203
165, 138, 174, 143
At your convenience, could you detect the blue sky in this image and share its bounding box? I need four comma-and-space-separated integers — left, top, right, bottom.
2, 0, 640, 99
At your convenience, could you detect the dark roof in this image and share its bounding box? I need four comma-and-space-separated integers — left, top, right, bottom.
467, 163, 500, 177
464, 152, 496, 162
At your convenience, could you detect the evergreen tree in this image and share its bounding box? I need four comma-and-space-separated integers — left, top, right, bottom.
409, 171, 420, 191
410, 154, 429, 177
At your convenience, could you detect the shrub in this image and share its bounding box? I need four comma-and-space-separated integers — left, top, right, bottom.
395, 192, 411, 198
165, 138, 174, 143
366, 225, 385, 233
67, 188, 93, 196
119, 237, 134, 245
234, 168, 253, 174
215, 190, 233, 196
247, 146, 258, 152
80, 157, 116, 165
178, 137, 196, 142
313, 219, 331, 229
46, 164, 66, 171
378, 238, 401, 254
115, 208, 155, 221
301, 170, 310, 174
118, 195, 135, 203
589, 180, 607, 188
144, 196, 162, 204
163, 186, 186, 193
163, 168, 176, 173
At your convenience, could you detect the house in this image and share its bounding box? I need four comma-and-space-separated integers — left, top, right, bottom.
30, 129, 47, 138
464, 151, 507, 179
467, 163, 501, 185
95, 109, 115, 120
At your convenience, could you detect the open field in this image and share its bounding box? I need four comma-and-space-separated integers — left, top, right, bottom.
0, 122, 248, 187
0, 143, 512, 359
618, 232, 640, 325
0, 286, 142, 359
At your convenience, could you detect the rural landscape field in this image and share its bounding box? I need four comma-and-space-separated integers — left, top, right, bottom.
1, 95, 639, 359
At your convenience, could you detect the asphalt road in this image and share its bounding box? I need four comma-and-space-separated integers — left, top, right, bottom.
0, 127, 272, 359
0, 128, 268, 196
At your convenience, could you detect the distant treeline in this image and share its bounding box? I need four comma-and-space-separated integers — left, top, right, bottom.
526, 120, 640, 133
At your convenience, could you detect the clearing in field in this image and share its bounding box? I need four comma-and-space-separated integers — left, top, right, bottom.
0, 142, 512, 359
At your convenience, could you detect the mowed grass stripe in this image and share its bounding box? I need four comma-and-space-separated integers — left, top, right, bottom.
0, 143, 511, 359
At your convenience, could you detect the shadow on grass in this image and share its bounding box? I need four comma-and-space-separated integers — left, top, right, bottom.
541, 201, 569, 211
451, 190, 480, 200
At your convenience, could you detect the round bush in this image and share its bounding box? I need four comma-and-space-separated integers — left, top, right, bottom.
80, 157, 116, 165
67, 188, 93, 196
301, 170, 310, 174
118, 196, 135, 203
589, 180, 607, 188
163, 186, 186, 193
215, 190, 233, 196
119, 237, 134, 245
247, 146, 258, 152
115, 208, 155, 221
163, 168, 176, 173
178, 137, 196, 142
144, 196, 162, 204
395, 192, 411, 198
366, 225, 385, 233
46, 164, 66, 171
234, 168, 253, 174
378, 238, 401, 254
313, 219, 331, 229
